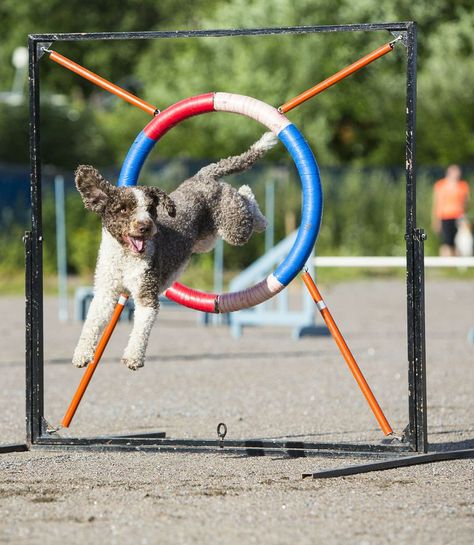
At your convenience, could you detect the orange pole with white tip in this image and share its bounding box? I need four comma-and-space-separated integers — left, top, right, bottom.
279, 41, 396, 114
61, 294, 129, 428
301, 271, 393, 436
47, 50, 158, 116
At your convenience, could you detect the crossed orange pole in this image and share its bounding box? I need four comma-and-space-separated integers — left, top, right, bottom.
47, 50, 159, 116
279, 40, 397, 113
302, 271, 393, 435
52, 39, 399, 430
61, 294, 129, 428
46, 38, 398, 120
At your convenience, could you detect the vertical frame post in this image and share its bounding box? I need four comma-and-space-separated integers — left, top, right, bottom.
413, 228, 428, 450
26, 37, 44, 443
405, 22, 427, 452
24, 230, 33, 443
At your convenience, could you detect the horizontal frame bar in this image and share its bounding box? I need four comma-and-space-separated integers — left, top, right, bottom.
33, 434, 410, 456
29, 22, 411, 43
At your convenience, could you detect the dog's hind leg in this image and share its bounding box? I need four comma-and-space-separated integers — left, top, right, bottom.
211, 182, 268, 246
212, 184, 257, 246
237, 185, 268, 232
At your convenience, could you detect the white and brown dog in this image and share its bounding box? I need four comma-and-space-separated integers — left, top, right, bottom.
73, 132, 276, 370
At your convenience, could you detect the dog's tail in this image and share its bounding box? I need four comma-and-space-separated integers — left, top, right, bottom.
194, 132, 278, 180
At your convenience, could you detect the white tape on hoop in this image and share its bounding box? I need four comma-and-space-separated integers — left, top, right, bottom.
217, 274, 284, 313
214, 93, 291, 135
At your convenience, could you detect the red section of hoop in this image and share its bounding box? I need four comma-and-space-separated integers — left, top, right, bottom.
143, 93, 215, 141
164, 282, 218, 313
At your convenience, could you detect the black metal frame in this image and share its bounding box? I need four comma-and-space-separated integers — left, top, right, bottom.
19, 22, 430, 461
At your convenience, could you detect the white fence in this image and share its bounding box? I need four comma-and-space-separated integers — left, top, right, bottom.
313, 256, 474, 268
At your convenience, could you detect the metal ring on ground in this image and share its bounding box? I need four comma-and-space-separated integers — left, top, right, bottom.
117, 92, 323, 313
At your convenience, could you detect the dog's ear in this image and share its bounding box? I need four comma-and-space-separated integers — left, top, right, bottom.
75, 165, 115, 214
145, 187, 176, 218
161, 192, 176, 218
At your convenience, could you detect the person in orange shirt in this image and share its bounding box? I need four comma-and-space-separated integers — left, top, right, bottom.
432, 165, 470, 256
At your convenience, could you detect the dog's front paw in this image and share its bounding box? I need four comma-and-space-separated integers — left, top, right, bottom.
72, 352, 94, 368
121, 357, 144, 371
72, 342, 95, 368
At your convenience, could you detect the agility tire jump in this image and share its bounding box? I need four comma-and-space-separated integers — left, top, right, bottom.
117, 92, 323, 313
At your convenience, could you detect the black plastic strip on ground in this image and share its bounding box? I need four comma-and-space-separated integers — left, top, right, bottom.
303, 448, 474, 478
0, 444, 29, 454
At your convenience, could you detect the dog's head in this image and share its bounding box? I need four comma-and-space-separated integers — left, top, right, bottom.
75, 165, 176, 255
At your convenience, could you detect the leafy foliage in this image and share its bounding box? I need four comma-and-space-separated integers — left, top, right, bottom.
1, 0, 473, 167
0, 0, 472, 285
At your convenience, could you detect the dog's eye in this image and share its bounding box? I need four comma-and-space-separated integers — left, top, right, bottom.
118, 205, 127, 214
147, 205, 156, 215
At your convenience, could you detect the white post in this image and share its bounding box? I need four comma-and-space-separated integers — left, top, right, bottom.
55, 175, 68, 322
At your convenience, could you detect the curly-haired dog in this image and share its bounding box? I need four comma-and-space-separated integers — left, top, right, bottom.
73, 132, 277, 370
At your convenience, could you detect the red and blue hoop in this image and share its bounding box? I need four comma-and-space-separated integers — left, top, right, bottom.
117, 93, 323, 313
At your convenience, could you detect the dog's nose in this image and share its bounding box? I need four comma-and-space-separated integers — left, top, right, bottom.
133, 220, 152, 234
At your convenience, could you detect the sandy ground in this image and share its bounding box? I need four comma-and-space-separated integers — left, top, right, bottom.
0, 279, 473, 544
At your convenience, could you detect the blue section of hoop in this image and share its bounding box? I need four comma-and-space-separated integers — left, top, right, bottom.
117, 131, 155, 187
274, 124, 323, 286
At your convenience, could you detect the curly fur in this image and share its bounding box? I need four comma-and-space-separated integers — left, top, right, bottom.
73, 132, 277, 370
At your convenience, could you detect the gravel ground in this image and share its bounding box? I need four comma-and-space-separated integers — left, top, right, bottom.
0, 279, 473, 544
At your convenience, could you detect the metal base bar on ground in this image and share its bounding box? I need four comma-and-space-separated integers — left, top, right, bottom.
108, 431, 166, 439
0, 444, 29, 454
303, 448, 474, 478
32, 434, 410, 457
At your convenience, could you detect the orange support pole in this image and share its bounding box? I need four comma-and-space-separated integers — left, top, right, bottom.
279, 40, 396, 114
301, 271, 393, 436
61, 294, 129, 428
47, 50, 158, 116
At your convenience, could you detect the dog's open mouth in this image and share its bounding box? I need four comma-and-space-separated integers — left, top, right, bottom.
124, 235, 146, 254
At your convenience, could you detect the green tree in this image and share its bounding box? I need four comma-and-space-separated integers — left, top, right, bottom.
1, 0, 473, 167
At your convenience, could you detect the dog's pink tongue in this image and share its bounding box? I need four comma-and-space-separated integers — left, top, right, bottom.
129, 237, 145, 253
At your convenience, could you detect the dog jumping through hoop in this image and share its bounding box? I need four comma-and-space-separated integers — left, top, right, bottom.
73, 132, 276, 370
